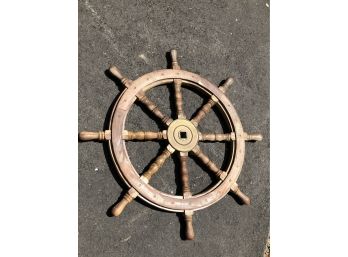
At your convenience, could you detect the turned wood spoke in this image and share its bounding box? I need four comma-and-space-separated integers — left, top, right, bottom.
191, 78, 234, 127
200, 132, 235, 142
178, 151, 195, 240
141, 146, 174, 181
122, 130, 167, 141
200, 132, 263, 142
112, 145, 174, 216
191, 98, 216, 127
174, 79, 185, 119
191, 146, 225, 179
179, 152, 191, 196
191, 146, 251, 205
137, 93, 173, 126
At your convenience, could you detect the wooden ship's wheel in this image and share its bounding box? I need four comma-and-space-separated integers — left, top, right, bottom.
79, 50, 262, 240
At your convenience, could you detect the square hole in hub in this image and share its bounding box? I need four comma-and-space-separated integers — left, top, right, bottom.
179, 131, 187, 139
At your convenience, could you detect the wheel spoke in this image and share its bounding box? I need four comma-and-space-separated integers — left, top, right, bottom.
199, 132, 263, 142
141, 145, 175, 182
179, 152, 191, 197
190, 145, 251, 205
200, 132, 234, 142
112, 145, 175, 216
170, 50, 186, 119
190, 78, 234, 127
190, 98, 216, 127
122, 130, 167, 141
178, 151, 195, 240
174, 79, 185, 118
137, 92, 173, 126
190, 145, 226, 179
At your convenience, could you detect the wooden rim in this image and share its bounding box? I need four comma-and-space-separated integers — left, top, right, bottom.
109, 69, 245, 212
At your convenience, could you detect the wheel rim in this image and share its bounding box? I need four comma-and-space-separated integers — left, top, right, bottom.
110, 69, 245, 212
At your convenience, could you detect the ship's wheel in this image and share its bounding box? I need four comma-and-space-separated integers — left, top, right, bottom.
79, 50, 262, 240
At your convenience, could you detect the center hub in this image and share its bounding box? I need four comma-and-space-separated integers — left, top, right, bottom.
167, 119, 199, 152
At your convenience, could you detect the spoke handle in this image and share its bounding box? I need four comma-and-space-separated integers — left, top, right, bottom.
112, 191, 134, 216
109, 65, 131, 87
231, 183, 251, 205
170, 49, 180, 70
79, 130, 111, 141
244, 133, 263, 141
219, 77, 234, 94
184, 211, 195, 240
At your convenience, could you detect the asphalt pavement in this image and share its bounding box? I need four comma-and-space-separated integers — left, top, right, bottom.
79, 1, 269, 256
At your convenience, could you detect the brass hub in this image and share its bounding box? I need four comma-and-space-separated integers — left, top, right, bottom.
167, 119, 199, 152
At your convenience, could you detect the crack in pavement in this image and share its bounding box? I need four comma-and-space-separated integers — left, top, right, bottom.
84, 0, 126, 61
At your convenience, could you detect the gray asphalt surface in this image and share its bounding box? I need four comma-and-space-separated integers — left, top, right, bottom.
78, 1, 269, 256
